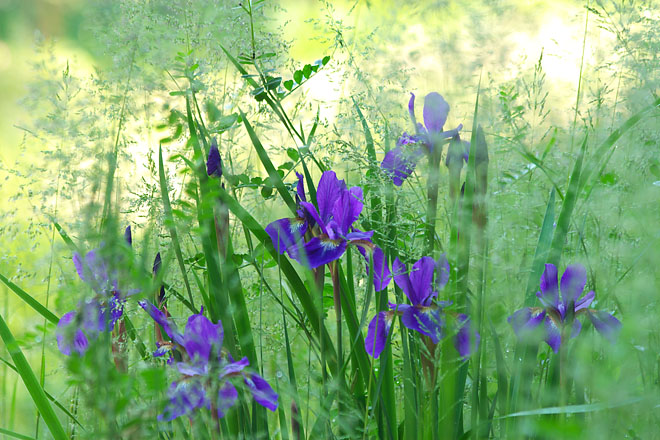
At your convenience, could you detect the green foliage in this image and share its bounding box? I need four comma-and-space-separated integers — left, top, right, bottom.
2, 0, 660, 439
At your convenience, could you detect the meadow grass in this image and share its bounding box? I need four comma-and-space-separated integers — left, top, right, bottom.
1, 1, 660, 439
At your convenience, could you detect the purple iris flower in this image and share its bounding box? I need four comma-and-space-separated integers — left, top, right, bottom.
365, 255, 479, 359
139, 301, 278, 421
508, 263, 621, 353
381, 92, 463, 186
266, 171, 380, 270
56, 249, 128, 356
207, 139, 222, 178
265, 172, 310, 257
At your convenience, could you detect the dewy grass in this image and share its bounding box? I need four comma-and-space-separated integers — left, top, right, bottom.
2, 0, 660, 439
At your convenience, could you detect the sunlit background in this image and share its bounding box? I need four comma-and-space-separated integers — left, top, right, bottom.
1, 0, 659, 437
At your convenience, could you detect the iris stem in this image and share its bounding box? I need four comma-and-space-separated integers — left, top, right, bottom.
425, 146, 442, 256
330, 261, 344, 435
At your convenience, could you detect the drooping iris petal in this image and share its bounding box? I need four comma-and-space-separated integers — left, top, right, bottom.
345, 230, 374, 242
158, 381, 209, 422
221, 356, 250, 378
292, 236, 347, 269
587, 310, 621, 343
401, 306, 444, 343
358, 246, 392, 292
508, 308, 546, 337
177, 362, 208, 377
538, 263, 559, 309
381, 146, 421, 186
365, 312, 392, 358
543, 316, 561, 353
407, 257, 436, 306
423, 92, 450, 134
575, 290, 595, 311
183, 314, 223, 364
139, 300, 183, 345
56, 311, 89, 356
244, 373, 278, 411
206, 140, 222, 177
435, 254, 450, 291
560, 264, 587, 309
265, 217, 307, 255
455, 314, 479, 359
216, 382, 238, 418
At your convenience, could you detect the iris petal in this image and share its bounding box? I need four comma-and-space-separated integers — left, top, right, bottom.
158, 381, 209, 422
408, 257, 436, 306
139, 300, 184, 345
392, 258, 414, 303
543, 315, 561, 353
401, 307, 443, 343
538, 263, 559, 309
358, 246, 392, 292
455, 314, 479, 359
316, 171, 345, 224
508, 308, 546, 337
560, 264, 587, 309
265, 217, 307, 255
381, 146, 422, 186
423, 92, 450, 134
575, 290, 595, 311
291, 236, 347, 269
183, 314, 223, 364
434, 254, 450, 291
244, 373, 278, 411
216, 382, 238, 418
587, 310, 621, 343
365, 312, 392, 358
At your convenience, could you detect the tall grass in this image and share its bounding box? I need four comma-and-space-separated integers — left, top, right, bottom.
2, 1, 660, 439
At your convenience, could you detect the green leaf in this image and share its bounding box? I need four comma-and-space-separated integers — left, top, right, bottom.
322, 55, 331, 65
302, 64, 312, 78
283, 79, 294, 91
0, 312, 67, 440
286, 147, 299, 161
265, 76, 282, 90
293, 70, 303, 84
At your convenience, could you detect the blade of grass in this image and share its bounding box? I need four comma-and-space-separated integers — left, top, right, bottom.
239, 109, 297, 213
158, 144, 196, 310
0, 428, 35, 440
0, 312, 67, 440
547, 136, 587, 266
215, 185, 337, 370
0, 273, 59, 325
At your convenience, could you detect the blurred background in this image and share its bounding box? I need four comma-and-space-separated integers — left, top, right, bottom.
1, 0, 659, 437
